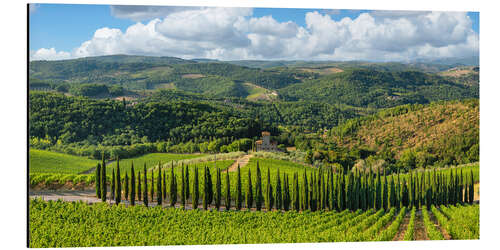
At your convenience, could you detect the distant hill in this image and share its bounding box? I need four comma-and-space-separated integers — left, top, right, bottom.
328, 99, 479, 168
279, 69, 479, 108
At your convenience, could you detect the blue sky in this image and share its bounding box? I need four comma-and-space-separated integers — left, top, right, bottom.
29, 4, 480, 61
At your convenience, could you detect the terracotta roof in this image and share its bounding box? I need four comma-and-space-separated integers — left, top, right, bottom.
262, 131, 271, 136
256, 140, 263, 144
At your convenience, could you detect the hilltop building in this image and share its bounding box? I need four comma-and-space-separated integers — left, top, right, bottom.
255, 131, 279, 152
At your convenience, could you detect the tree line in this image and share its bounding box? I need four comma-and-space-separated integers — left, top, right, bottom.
95, 155, 475, 211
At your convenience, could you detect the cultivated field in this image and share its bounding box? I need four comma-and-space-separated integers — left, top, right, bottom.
29, 149, 98, 174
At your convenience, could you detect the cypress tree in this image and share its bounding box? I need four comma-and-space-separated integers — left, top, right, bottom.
275, 169, 282, 210
283, 174, 290, 211
236, 165, 242, 210
459, 169, 464, 203
303, 171, 309, 211
130, 164, 135, 205
225, 168, 231, 211
170, 165, 177, 207
192, 166, 199, 209
464, 177, 469, 204
255, 163, 263, 211
115, 160, 121, 204
143, 164, 148, 207
246, 168, 253, 210
265, 168, 272, 211
293, 172, 300, 211
326, 169, 332, 210
389, 176, 396, 209
137, 171, 142, 201
181, 166, 186, 208
163, 168, 167, 200
100, 156, 107, 202
215, 168, 221, 210
111, 168, 115, 200
203, 166, 209, 210
321, 171, 326, 210
150, 168, 154, 203
375, 169, 381, 209
310, 173, 316, 211
124, 172, 129, 201
185, 164, 190, 201
469, 170, 474, 204
382, 172, 388, 210
401, 178, 409, 207
95, 163, 101, 198
207, 167, 213, 206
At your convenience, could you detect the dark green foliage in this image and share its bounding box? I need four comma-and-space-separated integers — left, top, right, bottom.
163, 169, 167, 200
170, 166, 177, 207
192, 167, 199, 209
302, 171, 309, 211
130, 164, 135, 205
265, 168, 273, 211
150, 168, 154, 204
206, 167, 213, 206
124, 172, 129, 201
203, 166, 209, 210
225, 169, 231, 211
382, 173, 388, 210
293, 172, 300, 211
215, 168, 222, 210
111, 168, 115, 200
236, 165, 242, 210
115, 159, 121, 204
95, 163, 101, 198
389, 177, 396, 209
469, 170, 474, 204
143, 164, 148, 207
181, 167, 186, 208
283, 174, 291, 211
246, 168, 254, 210
401, 178, 409, 207
137, 171, 142, 202
275, 169, 282, 210
157, 165, 162, 206
100, 154, 106, 202
255, 163, 263, 211
185, 165, 190, 201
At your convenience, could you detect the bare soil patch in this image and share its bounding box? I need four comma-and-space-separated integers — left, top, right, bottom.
414, 210, 429, 240
429, 210, 451, 240
181, 74, 204, 79
227, 154, 253, 172
393, 210, 411, 241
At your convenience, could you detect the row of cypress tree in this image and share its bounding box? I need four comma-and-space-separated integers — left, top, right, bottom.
95, 157, 475, 211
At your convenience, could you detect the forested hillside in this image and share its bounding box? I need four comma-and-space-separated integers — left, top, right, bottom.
318, 99, 479, 171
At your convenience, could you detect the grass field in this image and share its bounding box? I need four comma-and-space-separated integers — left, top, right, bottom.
106, 153, 208, 175
29, 199, 479, 247
29, 149, 98, 174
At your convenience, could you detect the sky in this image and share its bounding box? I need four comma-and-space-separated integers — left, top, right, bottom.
29, 4, 480, 62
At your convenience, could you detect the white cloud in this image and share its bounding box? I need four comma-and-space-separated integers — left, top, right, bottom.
110, 5, 205, 21
33, 8, 479, 62
30, 48, 72, 61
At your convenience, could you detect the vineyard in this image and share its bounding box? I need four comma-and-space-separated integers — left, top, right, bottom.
29, 199, 479, 247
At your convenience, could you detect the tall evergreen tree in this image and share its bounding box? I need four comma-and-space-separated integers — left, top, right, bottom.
303, 171, 309, 211
111, 168, 115, 200
156, 164, 162, 203
185, 164, 190, 201
95, 163, 101, 198
255, 163, 263, 211
115, 159, 121, 204
124, 172, 129, 201
283, 174, 290, 211
236, 165, 242, 210
163, 168, 167, 200
469, 170, 474, 204
207, 167, 213, 206
170, 165, 177, 207
203, 166, 209, 210
137, 171, 142, 201
265, 168, 273, 211
100, 154, 107, 202
181, 166, 186, 208
389, 176, 396, 209
246, 168, 253, 210
293, 172, 300, 211
130, 164, 135, 205
225, 168, 231, 211
143, 164, 148, 207
382, 172, 388, 210
275, 169, 282, 210
401, 178, 409, 207
192, 167, 199, 209
150, 168, 154, 203
215, 168, 222, 210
